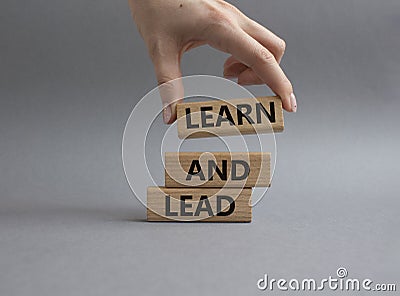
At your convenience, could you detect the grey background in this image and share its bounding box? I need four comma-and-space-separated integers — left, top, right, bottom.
1, 0, 399, 295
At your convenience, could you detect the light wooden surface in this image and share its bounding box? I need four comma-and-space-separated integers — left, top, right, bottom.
164, 152, 270, 188
147, 187, 252, 222
176, 96, 284, 139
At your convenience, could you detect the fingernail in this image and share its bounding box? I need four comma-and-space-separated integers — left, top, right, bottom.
290, 93, 297, 112
223, 72, 235, 79
163, 105, 171, 124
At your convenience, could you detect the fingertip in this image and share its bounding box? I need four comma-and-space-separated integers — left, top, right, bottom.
280, 79, 295, 112
280, 95, 293, 112
237, 78, 247, 86
163, 105, 179, 124
280, 93, 297, 113
163, 105, 172, 124
223, 71, 236, 79
237, 77, 254, 86
224, 62, 248, 79
290, 93, 297, 112
164, 98, 183, 124
223, 55, 237, 68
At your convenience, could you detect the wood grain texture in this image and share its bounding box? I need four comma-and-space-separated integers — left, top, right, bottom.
176, 96, 284, 139
147, 187, 252, 222
164, 152, 270, 188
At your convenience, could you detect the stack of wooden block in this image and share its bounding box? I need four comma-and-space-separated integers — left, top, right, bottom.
147, 96, 284, 222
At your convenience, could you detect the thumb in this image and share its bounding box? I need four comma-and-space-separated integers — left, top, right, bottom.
152, 48, 183, 124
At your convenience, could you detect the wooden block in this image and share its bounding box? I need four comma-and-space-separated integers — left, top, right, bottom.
147, 187, 252, 222
176, 96, 284, 139
165, 152, 270, 188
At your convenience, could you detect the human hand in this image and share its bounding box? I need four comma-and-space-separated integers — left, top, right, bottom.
128, 0, 297, 124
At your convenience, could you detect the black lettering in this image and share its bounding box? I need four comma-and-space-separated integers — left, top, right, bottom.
237, 104, 255, 125
186, 160, 205, 181
165, 195, 178, 216
256, 102, 276, 123
194, 195, 213, 216
216, 105, 235, 126
185, 108, 199, 129
180, 195, 193, 216
217, 195, 235, 216
200, 106, 214, 127
208, 160, 227, 181
232, 160, 250, 180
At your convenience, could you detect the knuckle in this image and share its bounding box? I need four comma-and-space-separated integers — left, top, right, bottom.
204, 3, 234, 31
278, 38, 286, 54
157, 75, 173, 86
210, 13, 232, 30
218, 0, 240, 14
254, 47, 275, 66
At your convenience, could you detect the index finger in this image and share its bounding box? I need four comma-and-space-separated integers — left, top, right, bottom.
208, 27, 295, 112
